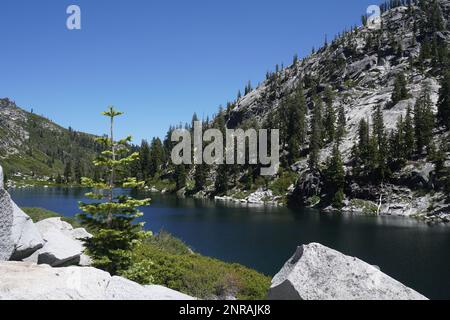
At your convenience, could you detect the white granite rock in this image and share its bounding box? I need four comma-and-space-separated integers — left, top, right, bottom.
34, 218, 85, 267
268, 243, 428, 300
0, 174, 44, 261
106, 276, 195, 300
10, 202, 44, 260
0, 189, 14, 261
0, 262, 195, 300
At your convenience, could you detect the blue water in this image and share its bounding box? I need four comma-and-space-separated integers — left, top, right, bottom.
10, 186, 450, 300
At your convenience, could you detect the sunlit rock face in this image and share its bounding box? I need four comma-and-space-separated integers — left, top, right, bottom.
0, 262, 195, 300
0, 164, 44, 262
268, 243, 428, 300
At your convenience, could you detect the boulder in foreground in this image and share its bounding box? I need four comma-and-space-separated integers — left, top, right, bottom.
0, 262, 195, 300
22, 217, 93, 267
268, 243, 427, 300
0, 187, 44, 262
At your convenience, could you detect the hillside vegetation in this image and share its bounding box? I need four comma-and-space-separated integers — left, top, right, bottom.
0, 98, 102, 183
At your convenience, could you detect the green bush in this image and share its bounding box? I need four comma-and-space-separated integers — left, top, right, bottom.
146, 230, 192, 255
270, 171, 297, 196
121, 233, 271, 300
349, 199, 378, 215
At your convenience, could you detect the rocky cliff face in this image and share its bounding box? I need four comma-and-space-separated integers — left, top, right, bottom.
213, 1, 450, 220
229, 3, 450, 145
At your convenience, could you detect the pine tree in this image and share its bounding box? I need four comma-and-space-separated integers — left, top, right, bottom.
336, 105, 346, 142
78, 106, 150, 275
437, 71, 450, 130
194, 164, 208, 192
215, 164, 228, 195
286, 85, 307, 165
324, 143, 346, 209
149, 138, 164, 177
308, 99, 324, 170
63, 161, 72, 183
414, 88, 435, 155
372, 105, 385, 148
372, 106, 389, 181
174, 164, 187, 190
403, 105, 415, 159
351, 118, 370, 179
391, 73, 408, 105
387, 117, 405, 168
324, 86, 336, 143
74, 160, 83, 184
139, 140, 151, 180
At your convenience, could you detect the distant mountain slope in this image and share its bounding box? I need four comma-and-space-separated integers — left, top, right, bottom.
0, 98, 101, 180
229, 1, 450, 157
147, 0, 450, 220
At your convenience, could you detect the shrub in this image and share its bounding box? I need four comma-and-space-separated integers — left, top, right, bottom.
270, 171, 297, 196
121, 233, 271, 300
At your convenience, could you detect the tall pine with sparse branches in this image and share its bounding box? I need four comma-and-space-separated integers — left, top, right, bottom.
78, 106, 151, 275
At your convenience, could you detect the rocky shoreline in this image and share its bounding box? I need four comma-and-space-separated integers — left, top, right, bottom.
0, 163, 432, 300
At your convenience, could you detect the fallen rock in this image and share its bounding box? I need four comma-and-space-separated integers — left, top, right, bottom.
34, 218, 85, 267
268, 243, 427, 300
0, 166, 44, 261
0, 262, 195, 300
10, 202, 44, 260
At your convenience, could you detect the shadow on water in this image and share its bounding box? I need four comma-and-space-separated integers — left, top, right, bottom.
9, 186, 450, 300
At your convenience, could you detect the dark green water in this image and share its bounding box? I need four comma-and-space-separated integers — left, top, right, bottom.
9, 187, 450, 300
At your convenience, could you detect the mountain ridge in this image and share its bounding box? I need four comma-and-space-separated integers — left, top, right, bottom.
0, 98, 101, 182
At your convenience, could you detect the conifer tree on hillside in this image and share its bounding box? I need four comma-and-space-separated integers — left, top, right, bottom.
308, 98, 324, 171
324, 143, 345, 209
414, 88, 435, 155
64, 161, 72, 183
214, 106, 229, 194
286, 85, 307, 165
174, 164, 187, 190
336, 105, 346, 142
404, 105, 415, 159
391, 73, 408, 106
351, 118, 370, 179
74, 160, 83, 184
324, 86, 336, 143
194, 163, 208, 192
149, 137, 165, 177
215, 164, 229, 195
438, 71, 450, 130
78, 107, 150, 275
139, 140, 151, 180
388, 115, 405, 167
372, 105, 386, 149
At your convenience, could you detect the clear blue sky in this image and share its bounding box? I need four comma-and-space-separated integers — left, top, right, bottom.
0, 0, 376, 142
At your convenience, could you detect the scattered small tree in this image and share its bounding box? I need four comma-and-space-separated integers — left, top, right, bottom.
78, 106, 151, 275
324, 144, 346, 209
414, 88, 435, 155
438, 71, 450, 130
391, 73, 408, 105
